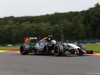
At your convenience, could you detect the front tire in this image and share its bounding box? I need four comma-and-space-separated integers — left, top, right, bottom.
77, 44, 86, 50
20, 44, 30, 55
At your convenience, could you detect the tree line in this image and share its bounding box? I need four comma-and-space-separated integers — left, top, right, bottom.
0, 3, 100, 44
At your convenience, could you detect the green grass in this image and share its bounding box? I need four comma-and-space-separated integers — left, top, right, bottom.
0, 46, 20, 50
0, 44, 100, 52
84, 44, 100, 52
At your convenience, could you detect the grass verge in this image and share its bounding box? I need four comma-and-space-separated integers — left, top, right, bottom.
0, 46, 20, 50
0, 44, 100, 52
84, 44, 100, 52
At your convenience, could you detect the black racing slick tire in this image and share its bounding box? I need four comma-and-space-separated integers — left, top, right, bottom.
77, 44, 86, 50
54, 44, 64, 56
20, 44, 30, 55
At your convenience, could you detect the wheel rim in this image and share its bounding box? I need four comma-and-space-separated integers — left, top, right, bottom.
54, 46, 59, 55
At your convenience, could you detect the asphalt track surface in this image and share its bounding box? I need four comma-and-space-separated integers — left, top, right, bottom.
0, 52, 100, 75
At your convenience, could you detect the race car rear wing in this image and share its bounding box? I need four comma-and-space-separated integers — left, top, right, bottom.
24, 37, 41, 44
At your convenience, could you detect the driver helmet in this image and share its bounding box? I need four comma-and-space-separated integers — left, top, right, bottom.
51, 40, 56, 44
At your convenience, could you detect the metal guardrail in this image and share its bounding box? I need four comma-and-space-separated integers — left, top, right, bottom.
69, 39, 100, 44
0, 44, 22, 46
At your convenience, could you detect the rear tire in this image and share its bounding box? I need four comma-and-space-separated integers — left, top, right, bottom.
20, 44, 30, 55
54, 44, 64, 56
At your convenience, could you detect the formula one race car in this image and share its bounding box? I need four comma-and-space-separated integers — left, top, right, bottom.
20, 36, 93, 56
20, 36, 64, 56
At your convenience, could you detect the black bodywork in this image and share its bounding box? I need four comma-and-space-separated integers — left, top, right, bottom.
20, 37, 64, 56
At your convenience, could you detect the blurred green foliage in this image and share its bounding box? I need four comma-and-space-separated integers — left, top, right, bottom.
0, 3, 100, 44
